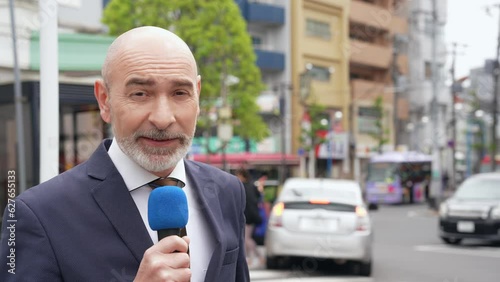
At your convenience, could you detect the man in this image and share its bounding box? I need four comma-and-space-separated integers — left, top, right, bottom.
0, 26, 249, 282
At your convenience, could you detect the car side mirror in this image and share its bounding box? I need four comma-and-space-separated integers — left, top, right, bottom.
368, 203, 378, 211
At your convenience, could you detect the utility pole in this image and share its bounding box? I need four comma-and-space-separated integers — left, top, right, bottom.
491, 4, 500, 172
279, 83, 287, 185
392, 35, 401, 150
430, 0, 442, 208
9, 0, 27, 193
449, 42, 467, 190
449, 42, 458, 191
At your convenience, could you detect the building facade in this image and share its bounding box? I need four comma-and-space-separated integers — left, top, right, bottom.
289, 0, 351, 178
348, 0, 409, 182
406, 0, 449, 157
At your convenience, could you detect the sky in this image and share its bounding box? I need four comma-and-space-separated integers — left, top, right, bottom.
446, 0, 500, 78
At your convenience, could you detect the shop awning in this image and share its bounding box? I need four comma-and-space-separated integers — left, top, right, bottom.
192, 152, 300, 167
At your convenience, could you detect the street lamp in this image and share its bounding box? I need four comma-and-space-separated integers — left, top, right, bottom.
326, 111, 343, 178
218, 107, 232, 172
218, 74, 239, 172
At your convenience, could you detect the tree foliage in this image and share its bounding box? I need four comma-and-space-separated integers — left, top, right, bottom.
369, 96, 390, 153
300, 103, 328, 152
102, 0, 268, 141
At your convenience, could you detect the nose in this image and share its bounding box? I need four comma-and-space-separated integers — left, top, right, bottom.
148, 96, 176, 130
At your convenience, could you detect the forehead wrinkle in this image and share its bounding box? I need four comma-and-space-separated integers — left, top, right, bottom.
102, 27, 198, 90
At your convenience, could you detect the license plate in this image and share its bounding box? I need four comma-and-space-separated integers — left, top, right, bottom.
457, 221, 475, 233
300, 218, 338, 232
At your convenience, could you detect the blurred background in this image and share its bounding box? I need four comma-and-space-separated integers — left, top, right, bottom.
1, 0, 500, 281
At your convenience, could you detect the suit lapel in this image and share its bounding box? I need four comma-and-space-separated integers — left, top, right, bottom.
87, 140, 153, 263
185, 161, 225, 282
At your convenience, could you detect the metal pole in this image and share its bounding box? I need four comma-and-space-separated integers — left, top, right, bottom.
39, 0, 60, 182
491, 4, 500, 172
392, 36, 400, 149
222, 142, 227, 172
450, 42, 457, 190
8, 0, 27, 194
430, 0, 442, 208
279, 86, 286, 185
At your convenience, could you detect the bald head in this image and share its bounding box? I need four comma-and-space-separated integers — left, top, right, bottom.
101, 26, 197, 90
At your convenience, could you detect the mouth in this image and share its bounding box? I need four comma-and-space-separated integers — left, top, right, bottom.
139, 136, 179, 146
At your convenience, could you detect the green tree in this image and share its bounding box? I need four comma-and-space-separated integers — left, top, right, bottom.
369, 96, 390, 153
300, 103, 328, 152
102, 0, 268, 145
300, 102, 328, 178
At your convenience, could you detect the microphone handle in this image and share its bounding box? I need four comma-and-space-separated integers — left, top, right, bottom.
158, 228, 181, 240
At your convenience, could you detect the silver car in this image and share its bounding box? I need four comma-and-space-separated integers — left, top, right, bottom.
265, 178, 373, 276
439, 172, 500, 245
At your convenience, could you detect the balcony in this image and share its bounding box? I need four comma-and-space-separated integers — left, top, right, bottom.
391, 15, 408, 35
349, 39, 391, 69
236, 0, 285, 26
255, 49, 285, 72
349, 0, 391, 32
351, 79, 393, 103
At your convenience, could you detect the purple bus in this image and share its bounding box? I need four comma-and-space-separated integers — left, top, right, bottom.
365, 152, 432, 204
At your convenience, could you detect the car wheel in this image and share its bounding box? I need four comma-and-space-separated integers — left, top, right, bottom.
359, 261, 372, 277
441, 237, 462, 245
266, 256, 279, 269
351, 261, 372, 276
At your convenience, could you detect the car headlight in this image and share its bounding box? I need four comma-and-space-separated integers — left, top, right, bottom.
490, 206, 500, 220
439, 203, 448, 218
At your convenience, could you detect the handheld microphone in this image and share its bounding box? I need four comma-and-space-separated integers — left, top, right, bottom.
148, 186, 188, 240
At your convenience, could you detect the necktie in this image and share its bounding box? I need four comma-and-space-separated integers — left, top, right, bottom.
149, 177, 188, 238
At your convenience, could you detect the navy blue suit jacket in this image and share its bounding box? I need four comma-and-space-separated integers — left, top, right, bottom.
0, 139, 249, 281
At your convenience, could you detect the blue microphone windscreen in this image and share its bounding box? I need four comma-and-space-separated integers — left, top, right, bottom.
148, 186, 188, 231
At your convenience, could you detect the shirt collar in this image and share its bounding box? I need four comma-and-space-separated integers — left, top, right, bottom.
108, 138, 187, 191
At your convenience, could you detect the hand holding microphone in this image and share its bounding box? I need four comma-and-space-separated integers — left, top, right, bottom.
135, 186, 190, 282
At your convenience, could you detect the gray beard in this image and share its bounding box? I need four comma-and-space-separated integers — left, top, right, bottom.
116, 129, 192, 172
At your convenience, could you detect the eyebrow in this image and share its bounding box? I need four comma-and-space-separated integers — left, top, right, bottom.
171, 78, 195, 89
125, 77, 156, 87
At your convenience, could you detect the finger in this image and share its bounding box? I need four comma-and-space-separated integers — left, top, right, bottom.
157, 267, 192, 282
155, 235, 189, 254
162, 252, 190, 269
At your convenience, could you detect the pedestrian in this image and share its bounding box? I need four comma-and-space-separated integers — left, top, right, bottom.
0, 26, 249, 282
235, 168, 264, 268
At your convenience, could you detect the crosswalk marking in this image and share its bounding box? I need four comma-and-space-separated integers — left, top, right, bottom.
249, 269, 373, 281
414, 244, 500, 259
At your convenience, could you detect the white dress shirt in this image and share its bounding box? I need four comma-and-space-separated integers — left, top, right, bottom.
108, 138, 215, 282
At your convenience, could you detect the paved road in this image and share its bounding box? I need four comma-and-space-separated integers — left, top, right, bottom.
249, 204, 500, 281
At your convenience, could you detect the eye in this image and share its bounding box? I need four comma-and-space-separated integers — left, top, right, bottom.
174, 90, 189, 96
132, 92, 146, 97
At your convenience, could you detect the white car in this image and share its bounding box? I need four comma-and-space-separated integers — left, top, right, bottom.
265, 178, 373, 276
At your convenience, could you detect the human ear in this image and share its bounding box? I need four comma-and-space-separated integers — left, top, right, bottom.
94, 79, 111, 123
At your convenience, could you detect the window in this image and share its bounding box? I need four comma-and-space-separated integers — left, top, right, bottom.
309, 65, 332, 82
424, 61, 432, 80
306, 19, 331, 40
358, 107, 382, 135
252, 36, 262, 46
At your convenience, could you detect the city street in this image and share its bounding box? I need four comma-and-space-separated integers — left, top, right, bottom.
250, 204, 500, 282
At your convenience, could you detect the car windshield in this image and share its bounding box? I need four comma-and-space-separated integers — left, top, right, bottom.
367, 162, 396, 182
281, 186, 359, 205
454, 177, 500, 200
